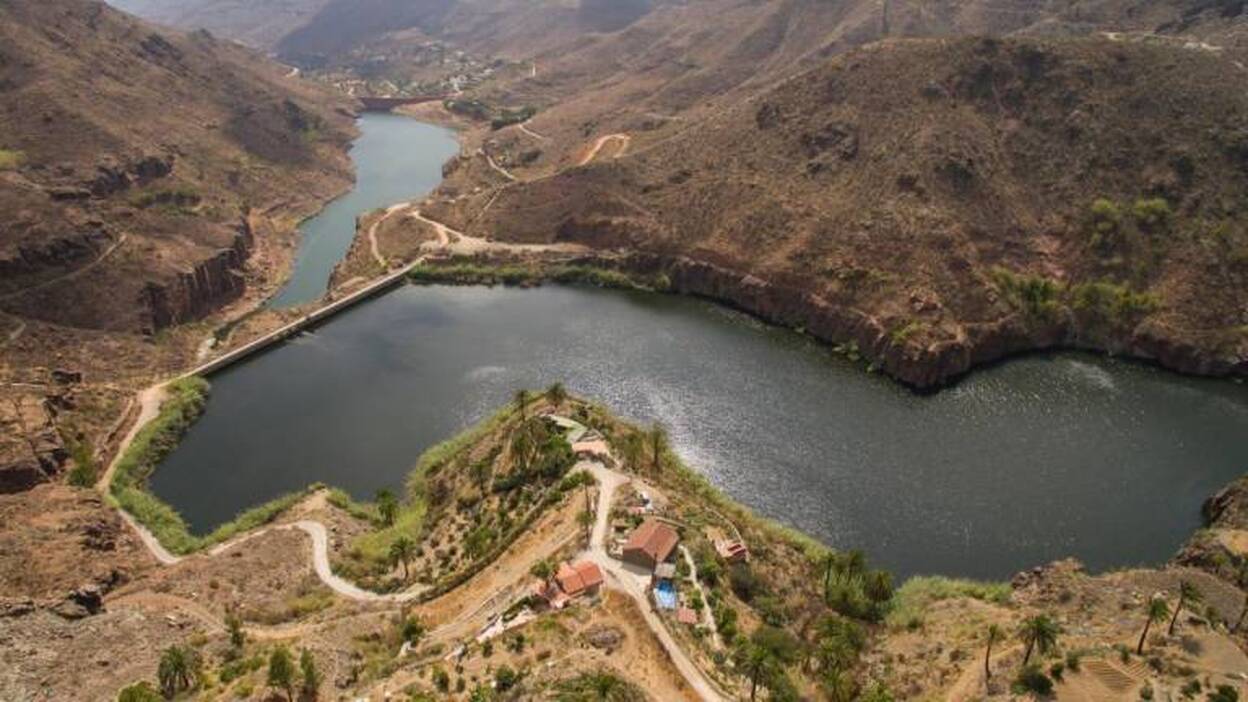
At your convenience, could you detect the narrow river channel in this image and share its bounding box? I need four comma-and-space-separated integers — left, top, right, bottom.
267, 113, 459, 308
150, 114, 1248, 581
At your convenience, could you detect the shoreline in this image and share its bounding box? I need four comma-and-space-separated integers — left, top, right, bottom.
408, 252, 1248, 392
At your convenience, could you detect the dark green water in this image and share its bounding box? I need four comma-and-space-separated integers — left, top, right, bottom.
267, 113, 459, 308
150, 284, 1248, 580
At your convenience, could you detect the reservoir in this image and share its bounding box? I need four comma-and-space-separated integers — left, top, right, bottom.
267, 113, 459, 308
151, 284, 1248, 580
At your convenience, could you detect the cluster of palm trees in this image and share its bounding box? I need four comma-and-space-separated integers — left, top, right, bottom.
981, 614, 1061, 689
156, 645, 201, 698
150, 639, 320, 701
983, 578, 1213, 688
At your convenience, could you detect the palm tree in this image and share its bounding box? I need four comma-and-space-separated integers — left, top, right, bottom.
984, 624, 1002, 683
1137, 597, 1170, 654
589, 672, 623, 700
268, 646, 295, 701
823, 664, 855, 702
299, 648, 321, 700
514, 389, 530, 421
732, 639, 777, 702
617, 432, 644, 473
1169, 580, 1203, 636
375, 489, 398, 527
389, 536, 414, 580
157, 645, 198, 697
1018, 614, 1061, 666
648, 423, 668, 477
511, 430, 534, 475
864, 569, 893, 604
545, 382, 568, 407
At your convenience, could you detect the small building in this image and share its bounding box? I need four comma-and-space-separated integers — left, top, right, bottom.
622, 518, 679, 571
555, 560, 605, 599
532, 560, 604, 610
715, 539, 750, 564
676, 607, 698, 626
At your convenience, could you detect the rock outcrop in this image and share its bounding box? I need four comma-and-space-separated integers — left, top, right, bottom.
1174, 476, 1248, 584
0, 229, 113, 284
586, 253, 1242, 388
141, 218, 254, 330
0, 395, 69, 494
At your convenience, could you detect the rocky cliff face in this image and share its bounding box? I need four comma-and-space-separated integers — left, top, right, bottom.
141, 218, 254, 331
1173, 476, 1248, 584
0, 395, 69, 495
611, 254, 1247, 388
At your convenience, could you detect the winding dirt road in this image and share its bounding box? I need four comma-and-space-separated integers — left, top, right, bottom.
366, 201, 413, 268
577, 133, 631, 166
0, 234, 129, 303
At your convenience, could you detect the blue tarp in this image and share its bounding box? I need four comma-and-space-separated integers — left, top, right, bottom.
654, 581, 677, 610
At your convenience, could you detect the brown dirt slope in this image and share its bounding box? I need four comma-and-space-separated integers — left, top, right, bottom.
451, 36, 1248, 387
0, 0, 355, 334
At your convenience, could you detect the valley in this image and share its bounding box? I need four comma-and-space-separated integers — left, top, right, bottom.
1, 0, 1247, 700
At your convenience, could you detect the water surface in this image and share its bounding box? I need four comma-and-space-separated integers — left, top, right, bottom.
268, 113, 459, 308
151, 285, 1248, 579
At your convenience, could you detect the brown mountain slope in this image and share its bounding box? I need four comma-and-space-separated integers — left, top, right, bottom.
0, 0, 355, 334
107, 0, 332, 49
0, 0, 355, 491
435, 36, 1248, 387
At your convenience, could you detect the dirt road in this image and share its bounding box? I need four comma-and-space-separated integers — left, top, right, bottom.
577, 134, 631, 166
366, 201, 412, 268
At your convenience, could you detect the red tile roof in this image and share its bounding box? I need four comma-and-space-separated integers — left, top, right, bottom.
555, 560, 604, 597
623, 518, 679, 564
677, 607, 698, 625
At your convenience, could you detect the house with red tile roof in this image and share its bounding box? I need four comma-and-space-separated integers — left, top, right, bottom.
532, 559, 605, 610
555, 560, 604, 598
622, 518, 679, 570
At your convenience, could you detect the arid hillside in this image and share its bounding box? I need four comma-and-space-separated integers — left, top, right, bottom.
0, 0, 355, 491
107, 0, 332, 49
0, 0, 355, 333
431, 36, 1248, 387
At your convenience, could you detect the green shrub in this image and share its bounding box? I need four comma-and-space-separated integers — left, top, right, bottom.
491, 106, 537, 131
992, 268, 1062, 320
130, 187, 201, 214
1090, 198, 1123, 231
0, 149, 25, 170
65, 437, 98, 487
1012, 664, 1054, 696
117, 682, 163, 702
885, 576, 1011, 629
408, 261, 667, 292
889, 321, 922, 345
1208, 685, 1239, 702
1132, 198, 1172, 233
493, 665, 518, 691
728, 562, 765, 603
1071, 280, 1160, 330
